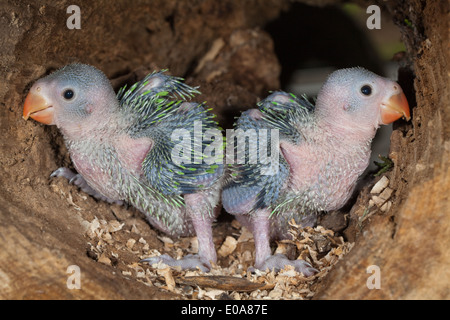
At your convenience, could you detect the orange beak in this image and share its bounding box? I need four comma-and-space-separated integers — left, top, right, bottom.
380, 91, 410, 124
23, 91, 55, 125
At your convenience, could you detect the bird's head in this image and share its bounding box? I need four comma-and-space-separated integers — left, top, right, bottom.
315, 67, 410, 136
23, 63, 117, 137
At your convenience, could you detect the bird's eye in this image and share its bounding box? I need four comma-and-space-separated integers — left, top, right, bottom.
360, 85, 372, 96
63, 89, 74, 100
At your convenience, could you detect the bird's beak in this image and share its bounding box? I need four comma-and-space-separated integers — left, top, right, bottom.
380, 91, 410, 124
23, 91, 55, 125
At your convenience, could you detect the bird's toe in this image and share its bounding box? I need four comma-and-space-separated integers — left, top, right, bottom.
50, 167, 76, 180
141, 253, 210, 272
254, 254, 317, 277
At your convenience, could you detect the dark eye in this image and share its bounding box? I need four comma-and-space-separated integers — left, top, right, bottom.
360, 85, 372, 96
63, 89, 74, 100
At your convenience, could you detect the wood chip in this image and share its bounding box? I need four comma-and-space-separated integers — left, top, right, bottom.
175, 276, 265, 292
107, 220, 124, 232
372, 186, 394, 208
87, 217, 100, 238
190, 237, 198, 253
380, 201, 392, 212
158, 236, 173, 244
312, 235, 331, 253
131, 224, 140, 234
160, 267, 176, 292
98, 254, 111, 266
204, 289, 225, 300
237, 227, 253, 243
370, 176, 389, 194
126, 238, 136, 250
379, 187, 393, 201
372, 195, 385, 207
84, 202, 353, 300
218, 236, 237, 257
66, 191, 82, 211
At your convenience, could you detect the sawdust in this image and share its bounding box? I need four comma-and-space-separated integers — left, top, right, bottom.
83, 215, 353, 300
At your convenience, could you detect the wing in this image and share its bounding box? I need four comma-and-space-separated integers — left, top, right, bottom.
222, 91, 314, 214
118, 71, 223, 196
257, 91, 314, 143
117, 70, 200, 104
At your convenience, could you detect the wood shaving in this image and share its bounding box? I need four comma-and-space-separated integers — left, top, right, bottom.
159, 267, 176, 292
218, 236, 237, 257
98, 253, 111, 266
370, 176, 389, 194
126, 238, 136, 250
83, 214, 353, 300
107, 220, 124, 233
369, 176, 394, 212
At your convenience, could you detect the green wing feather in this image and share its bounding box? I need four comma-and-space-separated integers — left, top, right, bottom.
118, 71, 223, 197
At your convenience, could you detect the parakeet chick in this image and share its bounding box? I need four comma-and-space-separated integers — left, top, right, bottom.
222, 67, 410, 275
23, 63, 224, 271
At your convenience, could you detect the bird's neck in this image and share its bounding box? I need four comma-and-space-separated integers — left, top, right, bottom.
311, 118, 374, 174
282, 118, 374, 212
315, 114, 378, 148
58, 109, 125, 143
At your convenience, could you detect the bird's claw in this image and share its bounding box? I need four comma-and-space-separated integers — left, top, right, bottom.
141, 253, 211, 272
51, 167, 88, 188
50, 167, 124, 205
69, 174, 84, 187
252, 254, 318, 277
50, 167, 77, 180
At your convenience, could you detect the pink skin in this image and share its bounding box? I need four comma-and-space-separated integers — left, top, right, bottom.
62, 132, 219, 270
235, 209, 317, 275
25, 66, 408, 274
26, 69, 220, 271
142, 200, 219, 271
60, 102, 218, 269
236, 72, 407, 274
280, 130, 371, 212
185, 193, 217, 263
115, 136, 153, 177
68, 135, 153, 201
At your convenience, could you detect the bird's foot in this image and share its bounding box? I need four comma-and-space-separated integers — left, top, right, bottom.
50, 167, 124, 205
252, 254, 318, 277
141, 254, 211, 272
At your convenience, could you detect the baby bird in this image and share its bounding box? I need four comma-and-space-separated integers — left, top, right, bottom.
222, 68, 410, 275
23, 64, 224, 271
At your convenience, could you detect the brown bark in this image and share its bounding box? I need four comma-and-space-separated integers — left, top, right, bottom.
0, 0, 448, 299
314, 0, 449, 299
